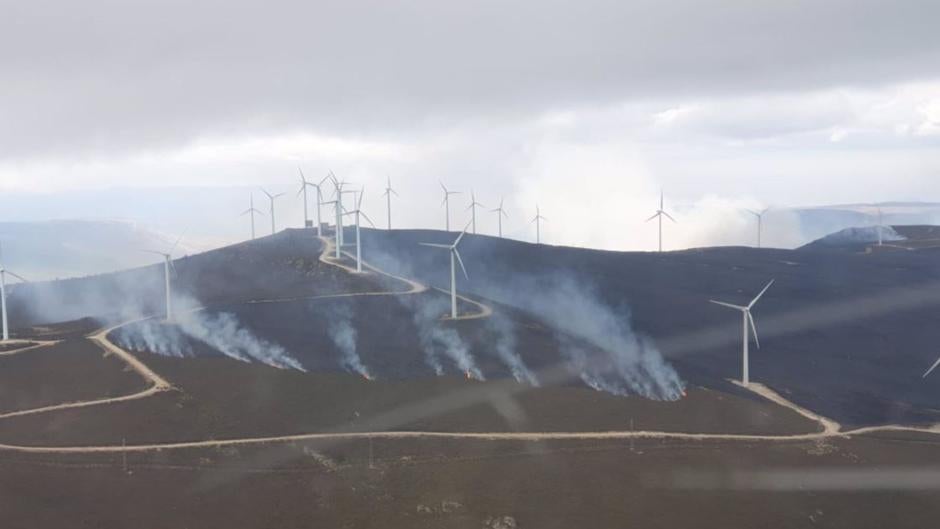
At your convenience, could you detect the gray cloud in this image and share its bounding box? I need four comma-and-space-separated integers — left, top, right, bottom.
2, 0, 939, 158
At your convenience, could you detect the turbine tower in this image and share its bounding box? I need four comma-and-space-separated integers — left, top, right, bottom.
747, 208, 769, 248
419, 222, 471, 319
530, 205, 546, 244
709, 279, 775, 387
320, 197, 343, 259
877, 207, 884, 246
466, 191, 485, 234
440, 182, 461, 231
343, 187, 376, 272
260, 187, 285, 235
240, 192, 264, 240
382, 176, 398, 230
141, 235, 184, 322
645, 191, 676, 252
298, 168, 329, 236
0, 245, 27, 341
491, 198, 509, 238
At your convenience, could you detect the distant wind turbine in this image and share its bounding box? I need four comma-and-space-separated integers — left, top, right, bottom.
877, 207, 884, 246
645, 191, 676, 252
260, 187, 285, 235
343, 187, 377, 273
141, 235, 185, 322
466, 191, 485, 234
440, 182, 461, 231
491, 198, 509, 238
298, 168, 329, 236
382, 176, 398, 230
530, 205, 546, 244
0, 244, 27, 341
747, 208, 770, 248
329, 173, 349, 247
240, 192, 264, 240
709, 279, 775, 387
419, 221, 471, 319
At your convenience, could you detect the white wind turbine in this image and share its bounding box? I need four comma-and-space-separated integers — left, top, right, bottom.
747, 208, 770, 248
298, 168, 329, 236
320, 195, 343, 259
419, 222, 471, 319
440, 182, 461, 231
876, 207, 884, 246
382, 176, 398, 230
342, 187, 377, 273
530, 205, 546, 244
329, 173, 353, 247
260, 187, 285, 235
709, 279, 775, 387
491, 198, 509, 238
466, 190, 485, 234
0, 244, 27, 341
240, 192, 264, 240
645, 190, 676, 252
141, 235, 185, 322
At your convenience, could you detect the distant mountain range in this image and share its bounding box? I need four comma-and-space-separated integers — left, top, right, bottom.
0, 220, 207, 281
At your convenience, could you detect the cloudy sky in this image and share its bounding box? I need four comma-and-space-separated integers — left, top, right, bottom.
1, 0, 938, 251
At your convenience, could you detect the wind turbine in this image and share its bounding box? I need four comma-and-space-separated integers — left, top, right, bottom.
709, 279, 775, 387
530, 205, 546, 244
466, 191, 485, 234
747, 208, 769, 248
645, 190, 676, 252
382, 176, 398, 230
260, 187, 285, 235
240, 192, 264, 240
419, 221, 471, 319
440, 182, 461, 231
0, 244, 27, 341
343, 187, 377, 272
320, 196, 343, 259
141, 235, 184, 322
298, 168, 329, 236
491, 197, 509, 238
329, 173, 352, 247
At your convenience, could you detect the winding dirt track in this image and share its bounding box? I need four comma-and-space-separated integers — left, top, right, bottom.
1, 232, 938, 454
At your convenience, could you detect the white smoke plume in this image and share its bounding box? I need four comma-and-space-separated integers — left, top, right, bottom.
408, 295, 484, 380
325, 302, 372, 379
115, 294, 304, 371
486, 314, 538, 386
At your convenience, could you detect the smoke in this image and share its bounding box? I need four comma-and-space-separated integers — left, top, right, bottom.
407, 295, 484, 380
323, 301, 372, 379
114, 293, 305, 371
486, 313, 538, 386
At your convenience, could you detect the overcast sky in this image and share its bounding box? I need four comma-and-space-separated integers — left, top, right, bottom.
1, 0, 938, 250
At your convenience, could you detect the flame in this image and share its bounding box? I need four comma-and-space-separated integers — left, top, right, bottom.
362, 373, 373, 381
465, 370, 472, 380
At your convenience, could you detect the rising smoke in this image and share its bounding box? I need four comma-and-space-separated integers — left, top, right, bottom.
405, 294, 484, 380
113, 293, 305, 371
320, 300, 372, 379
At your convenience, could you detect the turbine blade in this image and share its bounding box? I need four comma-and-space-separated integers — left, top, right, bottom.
5, 270, 27, 283
453, 221, 472, 247
453, 248, 469, 280
645, 212, 661, 222
663, 211, 677, 223
748, 310, 761, 349
298, 166, 307, 183
748, 279, 775, 309
418, 243, 451, 249
709, 300, 746, 311
923, 355, 940, 378
360, 211, 377, 228
357, 187, 365, 209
